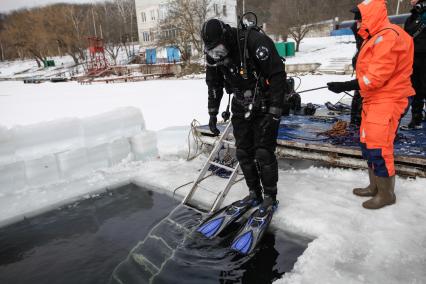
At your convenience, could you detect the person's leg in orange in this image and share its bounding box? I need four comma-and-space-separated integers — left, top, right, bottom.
358, 99, 408, 209
354, 104, 379, 198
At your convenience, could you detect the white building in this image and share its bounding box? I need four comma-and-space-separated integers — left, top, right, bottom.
135, 0, 237, 63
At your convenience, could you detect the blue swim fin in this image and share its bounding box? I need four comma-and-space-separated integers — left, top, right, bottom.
197, 197, 261, 239
231, 200, 278, 255
197, 216, 226, 238
230, 230, 254, 254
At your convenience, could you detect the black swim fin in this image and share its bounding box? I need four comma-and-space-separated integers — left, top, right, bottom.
231, 199, 278, 255
197, 197, 261, 239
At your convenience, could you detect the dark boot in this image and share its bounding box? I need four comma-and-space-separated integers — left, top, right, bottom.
401, 113, 423, 130
362, 176, 396, 209
256, 194, 278, 217
240, 188, 263, 206
353, 168, 378, 197
263, 185, 277, 199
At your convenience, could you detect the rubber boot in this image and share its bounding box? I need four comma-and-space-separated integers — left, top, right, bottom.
362, 176, 396, 209
260, 194, 277, 209
240, 188, 263, 205
353, 168, 378, 197
256, 194, 278, 218
401, 113, 423, 130
259, 187, 278, 212
263, 186, 277, 200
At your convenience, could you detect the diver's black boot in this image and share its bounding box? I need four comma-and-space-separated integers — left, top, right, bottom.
255, 186, 278, 217
401, 113, 423, 130
238, 189, 263, 207
256, 194, 278, 217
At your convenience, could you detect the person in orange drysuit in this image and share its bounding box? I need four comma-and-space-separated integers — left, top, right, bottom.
327, 0, 415, 210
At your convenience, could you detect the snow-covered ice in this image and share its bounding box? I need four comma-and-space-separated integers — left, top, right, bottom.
285, 36, 357, 66
0, 74, 352, 130
132, 159, 426, 284
0, 35, 425, 283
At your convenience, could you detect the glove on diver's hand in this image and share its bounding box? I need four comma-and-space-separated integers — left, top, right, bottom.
260, 114, 280, 132
327, 80, 360, 94
209, 115, 220, 136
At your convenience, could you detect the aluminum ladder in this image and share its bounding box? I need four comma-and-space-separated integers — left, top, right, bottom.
182, 121, 240, 213
111, 205, 202, 284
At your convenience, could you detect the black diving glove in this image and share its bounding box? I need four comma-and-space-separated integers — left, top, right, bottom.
209, 115, 220, 136
327, 80, 360, 94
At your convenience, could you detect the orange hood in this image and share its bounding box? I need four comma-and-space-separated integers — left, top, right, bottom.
358, 0, 390, 39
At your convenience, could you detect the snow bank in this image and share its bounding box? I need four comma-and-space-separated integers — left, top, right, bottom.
130, 159, 426, 284
0, 56, 77, 79
0, 123, 193, 227
1, 36, 424, 283
0, 75, 353, 131
0, 80, 210, 131
0, 107, 158, 193
285, 36, 356, 66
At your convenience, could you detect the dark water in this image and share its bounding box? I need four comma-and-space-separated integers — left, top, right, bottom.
0, 184, 311, 284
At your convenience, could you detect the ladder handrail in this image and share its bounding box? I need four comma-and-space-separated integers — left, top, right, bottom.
182, 121, 238, 212
210, 163, 240, 212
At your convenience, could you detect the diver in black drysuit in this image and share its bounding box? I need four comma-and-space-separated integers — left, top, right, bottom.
202, 18, 288, 210
403, 0, 426, 129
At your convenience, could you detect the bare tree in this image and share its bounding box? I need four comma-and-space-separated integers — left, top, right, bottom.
157, 0, 212, 62
95, 2, 122, 65
2, 9, 50, 66
268, 0, 288, 41
0, 13, 6, 61
0, 1, 137, 64
62, 4, 92, 64
268, 0, 356, 52
387, 0, 412, 15
113, 0, 138, 59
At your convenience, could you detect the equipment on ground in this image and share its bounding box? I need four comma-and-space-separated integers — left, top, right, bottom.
283, 78, 320, 116
325, 101, 351, 114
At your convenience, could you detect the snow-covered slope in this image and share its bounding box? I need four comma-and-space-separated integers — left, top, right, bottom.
286, 36, 356, 66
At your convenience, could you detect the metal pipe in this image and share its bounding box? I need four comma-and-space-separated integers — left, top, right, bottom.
343, 91, 354, 98
297, 86, 328, 94
396, 0, 403, 15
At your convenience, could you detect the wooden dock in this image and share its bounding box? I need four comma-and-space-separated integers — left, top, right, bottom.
196, 125, 426, 178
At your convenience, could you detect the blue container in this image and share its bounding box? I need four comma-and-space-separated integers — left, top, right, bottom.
146, 48, 157, 64
330, 29, 354, 36
166, 46, 180, 63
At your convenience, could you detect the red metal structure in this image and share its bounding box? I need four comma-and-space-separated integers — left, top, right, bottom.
86, 36, 109, 75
